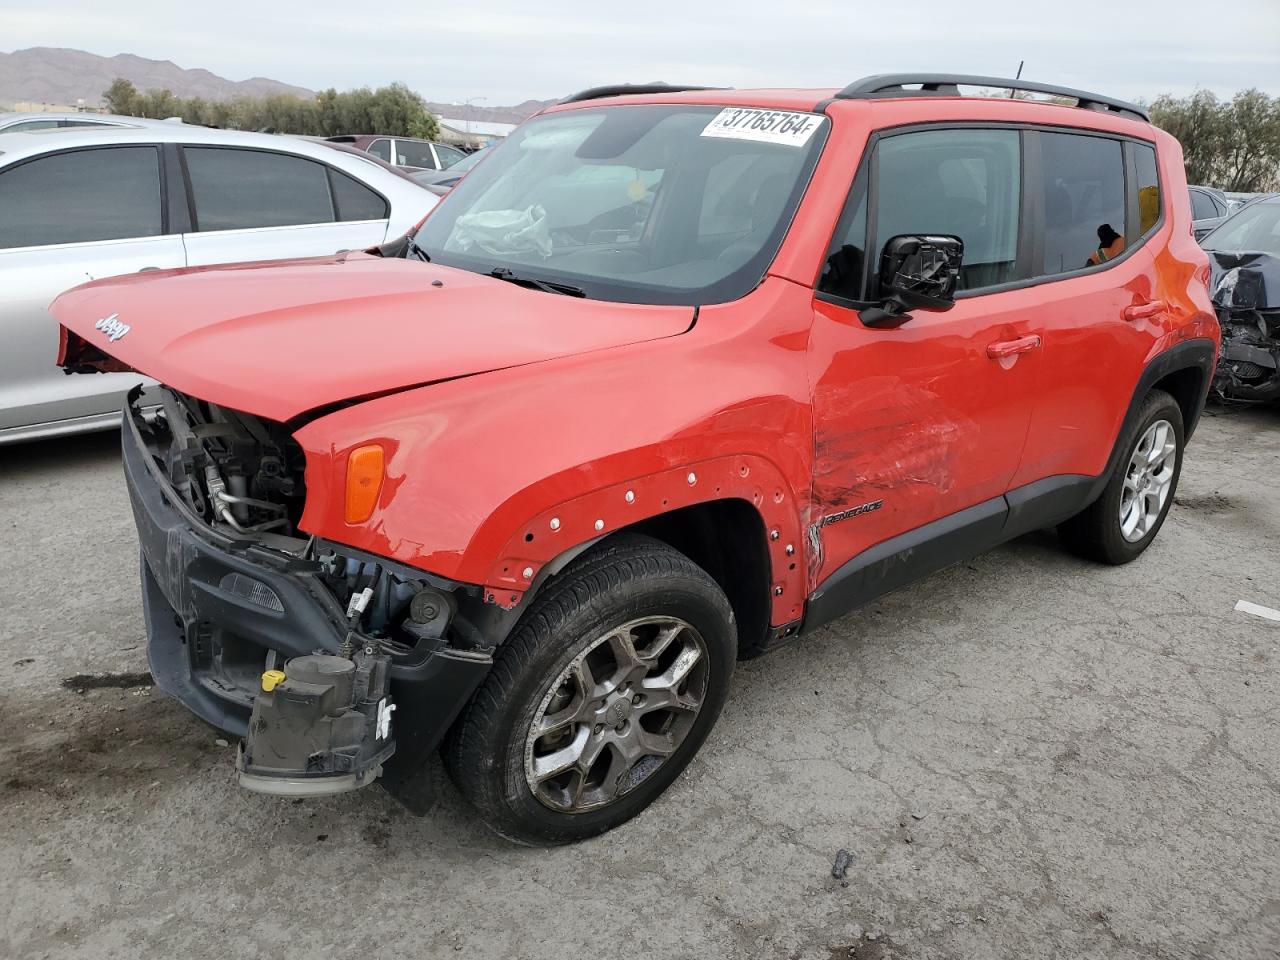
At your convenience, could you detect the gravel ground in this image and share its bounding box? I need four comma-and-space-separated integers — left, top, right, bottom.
2, 405, 1278, 960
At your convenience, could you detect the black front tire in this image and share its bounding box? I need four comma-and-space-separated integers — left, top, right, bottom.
1058, 388, 1185, 565
443, 535, 737, 845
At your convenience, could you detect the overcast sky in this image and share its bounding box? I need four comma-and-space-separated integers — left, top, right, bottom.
7, 0, 1280, 106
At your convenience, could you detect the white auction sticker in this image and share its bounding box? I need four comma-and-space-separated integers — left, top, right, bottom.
700, 108, 824, 147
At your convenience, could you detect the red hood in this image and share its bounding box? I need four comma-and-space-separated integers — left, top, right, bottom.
53, 254, 694, 422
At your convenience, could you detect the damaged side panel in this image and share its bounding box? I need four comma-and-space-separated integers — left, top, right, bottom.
806, 297, 1039, 586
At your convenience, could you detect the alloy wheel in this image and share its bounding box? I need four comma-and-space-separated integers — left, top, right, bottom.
524, 616, 709, 813
1119, 418, 1177, 543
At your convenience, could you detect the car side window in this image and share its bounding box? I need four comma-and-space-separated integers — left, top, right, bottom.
184, 147, 335, 232
1038, 132, 1126, 275
329, 169, 389, 221
1190, 190, 1216, 221
871, 128, 1022, 293
367, 139, 391, 162
434, 144, 466, 168
0, 146, 163, 249
395, 140, 438, 169
6, 118, 60, 131
1133, 143, 1162, 236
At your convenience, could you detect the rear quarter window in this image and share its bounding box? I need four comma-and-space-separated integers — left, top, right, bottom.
1134, 143, 1161, 236
184, 147, 335, 231
329, 169, 389, 221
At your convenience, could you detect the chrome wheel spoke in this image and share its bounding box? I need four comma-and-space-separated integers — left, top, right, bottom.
650, 640, 703, 691
635, 728, 677, 761
530, 725, 589, 782
1146, 423, 1169, 465
638, 682, 701, 714
1120, 498, 1143, 538
637, 622, 683, 663
570, 656, 599, 699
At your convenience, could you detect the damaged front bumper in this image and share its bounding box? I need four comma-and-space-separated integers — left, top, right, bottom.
1209, 250, 1280, 401
122, 400, 493, 798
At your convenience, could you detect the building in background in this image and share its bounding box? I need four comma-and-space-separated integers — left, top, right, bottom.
5, 99, 103, 114
434, 117, 516, 150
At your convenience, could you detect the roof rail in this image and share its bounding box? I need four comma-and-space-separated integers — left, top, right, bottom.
835, 74, 1148, 122
558, 83, 729, 105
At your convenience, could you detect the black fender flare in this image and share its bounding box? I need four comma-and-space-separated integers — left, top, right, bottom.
1088, 337, 1217, 505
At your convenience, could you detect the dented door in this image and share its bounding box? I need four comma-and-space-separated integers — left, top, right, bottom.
807, 291, 1040, 585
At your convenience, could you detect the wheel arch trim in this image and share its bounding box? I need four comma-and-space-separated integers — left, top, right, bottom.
476, 454, 808, 626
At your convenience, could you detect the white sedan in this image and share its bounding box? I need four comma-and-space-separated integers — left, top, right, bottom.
0, 124, 438, 443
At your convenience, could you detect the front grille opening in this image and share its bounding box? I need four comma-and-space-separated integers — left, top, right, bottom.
134, 388, 308, 536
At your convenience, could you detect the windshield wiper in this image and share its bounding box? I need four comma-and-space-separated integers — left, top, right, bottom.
407, 239, 432, 262
489, 266, 585, 297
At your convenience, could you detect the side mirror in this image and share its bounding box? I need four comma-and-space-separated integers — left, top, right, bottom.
859, 234, 964, 328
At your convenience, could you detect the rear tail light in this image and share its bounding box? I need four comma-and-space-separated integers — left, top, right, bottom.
345, 444, 385, 524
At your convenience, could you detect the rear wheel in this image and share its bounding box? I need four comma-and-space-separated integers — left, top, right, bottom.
1059, 388, 1184, 564
443, 535, 736, 844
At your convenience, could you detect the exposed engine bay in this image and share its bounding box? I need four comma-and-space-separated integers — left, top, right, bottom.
148, 388, 309, 536
133, 387, 462, 650
129, 387, 488, 797
1209, 251, 1280, 402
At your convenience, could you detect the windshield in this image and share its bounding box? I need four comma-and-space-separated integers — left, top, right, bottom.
1202, 201, 1280, 257
414, 104, 829, 305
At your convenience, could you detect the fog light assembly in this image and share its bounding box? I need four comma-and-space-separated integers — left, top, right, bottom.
236, 650, 395, 797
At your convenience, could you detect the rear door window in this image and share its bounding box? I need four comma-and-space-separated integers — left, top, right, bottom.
394, 139, 438, 169
871, 128, 1022, 292
367, 138, 391, 162
1038, 132, 1126, 275
0, 146, 163, 249
184, 147, 335, 231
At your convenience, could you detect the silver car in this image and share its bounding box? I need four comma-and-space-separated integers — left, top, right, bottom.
0, 125, 438, 444
1189, 185, 1231, 241
0, 111, 161, 133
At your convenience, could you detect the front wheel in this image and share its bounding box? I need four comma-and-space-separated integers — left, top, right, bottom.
443, 535, 736, 844
1059, 388, 1185, 564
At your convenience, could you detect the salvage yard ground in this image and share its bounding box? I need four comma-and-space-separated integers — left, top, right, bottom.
2, 405, 1279, 960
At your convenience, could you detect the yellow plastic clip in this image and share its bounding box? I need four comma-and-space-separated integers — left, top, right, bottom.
261, 669, 286, 692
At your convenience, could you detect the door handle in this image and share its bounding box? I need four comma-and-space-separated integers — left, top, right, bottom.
1122, 299, 1166, 321
986, 335, 1041, 359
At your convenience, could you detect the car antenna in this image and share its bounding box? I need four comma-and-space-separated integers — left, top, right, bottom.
1008, 60, 1025, 97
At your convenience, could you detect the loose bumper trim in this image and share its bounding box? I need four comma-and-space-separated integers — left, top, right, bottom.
123, 406, 494, 783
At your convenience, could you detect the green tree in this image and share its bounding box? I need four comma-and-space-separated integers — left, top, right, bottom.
99, 79, 440, 139
1149, 89, 1280, 191
103, 78, 139, 115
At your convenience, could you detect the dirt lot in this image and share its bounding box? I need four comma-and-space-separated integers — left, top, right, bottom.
2, 405, 1278, 960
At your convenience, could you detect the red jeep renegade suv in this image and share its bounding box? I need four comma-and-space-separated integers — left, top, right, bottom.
55, 74, 1217, 844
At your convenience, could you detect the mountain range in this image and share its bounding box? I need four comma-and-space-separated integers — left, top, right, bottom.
0, 47, 551, 122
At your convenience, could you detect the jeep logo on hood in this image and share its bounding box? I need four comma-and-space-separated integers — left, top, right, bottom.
94, 313, 130, 342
